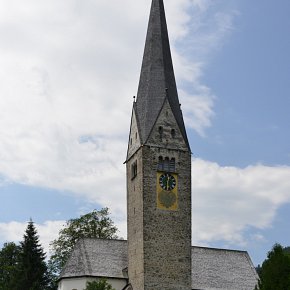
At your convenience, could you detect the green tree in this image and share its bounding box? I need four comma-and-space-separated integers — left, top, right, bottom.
45, 260, 58, 290
14, 220, 48, 290
0, 242, 20, 290
284, 246, 290, 257
84, 279, 115, 290
49, 208, 118, 279
256, 243, 290, 290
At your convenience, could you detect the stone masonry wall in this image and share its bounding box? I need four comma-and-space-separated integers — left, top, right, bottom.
127, 121, 145, 289
127, 100, 192, 290
142, 145, 192, 290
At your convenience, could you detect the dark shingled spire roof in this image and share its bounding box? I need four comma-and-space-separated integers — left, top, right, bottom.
135, 0, 189, 148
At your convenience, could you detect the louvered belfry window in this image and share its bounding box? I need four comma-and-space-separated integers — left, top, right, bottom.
157, 156, 175, 172
164, 157, 170, 171
169, 158, 175, 172
158, 156, 164, 171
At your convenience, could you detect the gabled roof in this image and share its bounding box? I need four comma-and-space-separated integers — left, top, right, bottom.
59, 239, 258, 290
59, 238, 127, 280
135, 0, 189, 148
191, 246, 258, 290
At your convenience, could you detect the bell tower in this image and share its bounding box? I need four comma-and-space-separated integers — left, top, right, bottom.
126, 0, 192, 289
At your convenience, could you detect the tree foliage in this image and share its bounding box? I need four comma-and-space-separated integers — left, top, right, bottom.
45, 260, 58, 290
284, 246, 290, 256
49, 208, 118, 276
84, 279, 115, 290
0, 209, 118, 289
0, 242, 20, 290
14, 220, 48, 290
256, 243, 290, 290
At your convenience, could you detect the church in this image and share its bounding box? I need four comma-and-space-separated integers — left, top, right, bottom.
58, 1, 258, 289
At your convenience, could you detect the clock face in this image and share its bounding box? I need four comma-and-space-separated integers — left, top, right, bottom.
159, 173, 176, 191
157, 172, 178, 210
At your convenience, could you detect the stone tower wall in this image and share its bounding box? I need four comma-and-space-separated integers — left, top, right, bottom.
142, 146, 192, 290
127, 101, 192, 290
127, 148, 145, 289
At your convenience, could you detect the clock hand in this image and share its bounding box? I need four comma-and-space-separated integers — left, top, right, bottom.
167, 176, 170, 190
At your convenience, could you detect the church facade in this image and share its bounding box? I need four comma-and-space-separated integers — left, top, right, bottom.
58, 1, 258, 289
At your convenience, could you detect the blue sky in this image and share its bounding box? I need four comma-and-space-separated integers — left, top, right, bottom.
0, 0, 289, 267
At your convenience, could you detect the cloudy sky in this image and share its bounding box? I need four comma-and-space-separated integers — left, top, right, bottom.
0, 0, 289, 266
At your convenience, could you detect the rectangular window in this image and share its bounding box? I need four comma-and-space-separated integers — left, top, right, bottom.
169, 158, 175, 172
131, 161, 137, 179
164, 157, 170, 172
158, 156, 164, 171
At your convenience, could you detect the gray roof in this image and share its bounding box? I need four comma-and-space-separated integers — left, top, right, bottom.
60, 238, 127, 279
191, 246, 258, 290
60, 239, 258, 290
135, 0, 189, 148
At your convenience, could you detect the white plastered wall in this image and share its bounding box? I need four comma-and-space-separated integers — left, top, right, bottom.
58, 277, 127, 290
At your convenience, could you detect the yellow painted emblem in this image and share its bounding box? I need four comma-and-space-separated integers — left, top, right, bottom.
157, 172, 178, 210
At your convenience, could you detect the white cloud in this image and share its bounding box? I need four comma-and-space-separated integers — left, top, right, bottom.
0, 222, 26, 243
0, 0, 235, 215
37, 221, 66, 255
169, 1, 238, 136
0, 220, 64, 256
4, 0, 286, 253
181, 88, 215, 136
192, 159, 290, 247
1, 159, 290, 254
0, 218, 126, 257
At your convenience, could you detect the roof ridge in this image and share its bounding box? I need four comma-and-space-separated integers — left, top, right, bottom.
79, 238, 251, 253
192, 245, 248, 253
80, 237, 127, 243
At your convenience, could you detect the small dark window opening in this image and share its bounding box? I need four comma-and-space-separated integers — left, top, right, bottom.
164, 157, 170, 172
131, 161, 137, 179
171, 129, 176, 138
158, 126, 163, 141
157, 156, 164, 171
169, 158, 175, 172
135, 132, 138, 140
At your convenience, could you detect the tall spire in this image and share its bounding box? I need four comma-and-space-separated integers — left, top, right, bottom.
135, 0, 189, 148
